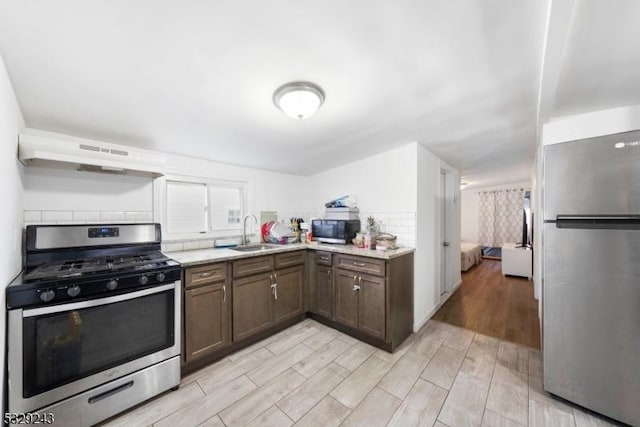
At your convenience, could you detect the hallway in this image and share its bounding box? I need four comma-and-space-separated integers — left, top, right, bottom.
432, 260, 541, 349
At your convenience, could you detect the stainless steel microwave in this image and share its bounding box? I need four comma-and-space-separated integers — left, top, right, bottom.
311, 219, 361, 244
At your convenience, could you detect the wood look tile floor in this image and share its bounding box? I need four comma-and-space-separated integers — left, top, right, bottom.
432, 260, 542, 349
102, 319, 618, 427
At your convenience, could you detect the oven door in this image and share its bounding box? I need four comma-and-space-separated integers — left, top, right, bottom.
8, 281, 181, 414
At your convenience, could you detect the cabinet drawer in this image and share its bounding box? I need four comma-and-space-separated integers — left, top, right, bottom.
315, 251, 332, 266
185, 263, 228, 288
233, 255, 274, 278
335, 255, 385, 276
274, 251, 306, 269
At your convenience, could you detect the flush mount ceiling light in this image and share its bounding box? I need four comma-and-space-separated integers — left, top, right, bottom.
273, 81, 325, 120
460, 182, 468, 190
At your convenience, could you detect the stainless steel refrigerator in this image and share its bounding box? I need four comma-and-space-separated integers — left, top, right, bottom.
543, 130, 640, 426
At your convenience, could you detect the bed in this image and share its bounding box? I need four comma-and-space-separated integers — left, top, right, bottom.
461, 242, 482, 271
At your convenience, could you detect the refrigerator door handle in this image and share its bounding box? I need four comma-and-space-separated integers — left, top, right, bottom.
554, 215, 640, 230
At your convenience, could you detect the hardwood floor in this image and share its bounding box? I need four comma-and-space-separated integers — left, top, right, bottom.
432, 259, 541, 349
101, 319, 615, 426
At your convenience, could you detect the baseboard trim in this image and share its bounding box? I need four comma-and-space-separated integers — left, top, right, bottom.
413, 280, 463, 333
413, 315, 430, 332
414, 302, 444, 332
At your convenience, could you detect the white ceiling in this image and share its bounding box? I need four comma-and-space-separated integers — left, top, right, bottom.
1, 1, 634, 188
553, 0, 640, 118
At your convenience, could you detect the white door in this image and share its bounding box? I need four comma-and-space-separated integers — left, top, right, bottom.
440, 171, 448, 296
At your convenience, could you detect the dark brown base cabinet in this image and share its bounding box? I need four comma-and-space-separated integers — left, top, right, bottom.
183, 252, 306, 372
273, 265, 304, 323
314, 265, 333, 319
232, 272, 274, 341
310, 251, 334, 319
334, 261, 387, 340
334, 269, 359, 329
356, 273, 386, 339
183, 264, 231, 365
313, 252, 413, 351
182, 248, 413, 373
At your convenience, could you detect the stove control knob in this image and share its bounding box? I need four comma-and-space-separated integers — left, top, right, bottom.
156, 272, 166, 282
139, 275, 149, 285
106, 279, 118, 291
67, 285, 81, 297
40, 289, 55, 303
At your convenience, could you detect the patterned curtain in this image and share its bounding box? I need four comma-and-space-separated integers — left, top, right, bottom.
478, 189, 525, 247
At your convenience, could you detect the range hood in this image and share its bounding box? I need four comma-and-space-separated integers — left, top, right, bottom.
18, 130, 166, 177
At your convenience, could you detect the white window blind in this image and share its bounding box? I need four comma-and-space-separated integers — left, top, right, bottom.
166, 181, 207, 234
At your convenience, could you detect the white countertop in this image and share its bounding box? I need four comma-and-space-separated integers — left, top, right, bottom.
164, 243, 414, 267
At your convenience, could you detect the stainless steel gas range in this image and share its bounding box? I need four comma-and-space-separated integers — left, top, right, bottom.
6, 223, 181, 426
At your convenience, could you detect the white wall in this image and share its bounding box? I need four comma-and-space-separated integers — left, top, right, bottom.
415, 144, 461, 331
460, 181, 532, 244
0, 53, 25, 415
24, 167, 152, 212
304, 143, 418, 247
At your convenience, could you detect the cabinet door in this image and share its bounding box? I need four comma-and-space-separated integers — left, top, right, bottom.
314, 265, 333, 319
184, 283, 230, 364
358, 274, 386, 339
334, 269, 359, 329
232, 273, 273, 341
273, 265, 304, 323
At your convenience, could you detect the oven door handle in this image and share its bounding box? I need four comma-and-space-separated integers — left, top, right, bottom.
23, 283, 177, 318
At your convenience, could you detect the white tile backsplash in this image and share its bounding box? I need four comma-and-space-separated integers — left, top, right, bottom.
72, 211, 101, 222
182, 241, 200, 251
100, 211, 125, 221
41, 210, 73, 222
198, 239, 215, 249
24, 210, 415, 249
125, 211, 148, 221
24, 210, 153, 226
279, 210, 417, 247
24, 210, 42, 222
162, 242, 184, 252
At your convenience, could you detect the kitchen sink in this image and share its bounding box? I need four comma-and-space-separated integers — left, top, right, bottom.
230, 244, 279, 252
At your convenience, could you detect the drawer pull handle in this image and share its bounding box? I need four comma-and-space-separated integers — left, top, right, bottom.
353, 262, 366, 267
223, 285, 226, 302
88, 381, 134, 404
320, 256, 328, 261
199, 272, 214, 278
327, 270, 331, 277
271, 283, 278, 300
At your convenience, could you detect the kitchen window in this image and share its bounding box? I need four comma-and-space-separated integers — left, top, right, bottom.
156, 176, 247, 239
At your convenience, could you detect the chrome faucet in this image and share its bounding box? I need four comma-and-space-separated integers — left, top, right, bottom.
242, 213, 258, 246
